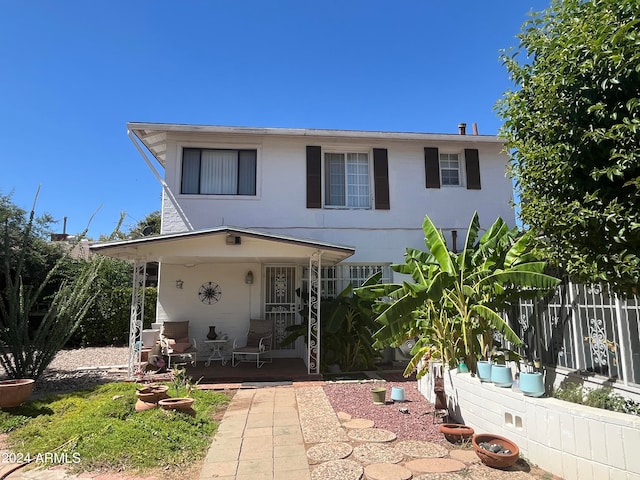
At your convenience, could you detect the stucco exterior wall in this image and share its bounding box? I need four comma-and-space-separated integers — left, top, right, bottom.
158, 132, 515, 266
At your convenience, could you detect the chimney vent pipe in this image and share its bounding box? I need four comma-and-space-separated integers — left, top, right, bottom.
472, 122, 479, 135
458, 123, 467, 135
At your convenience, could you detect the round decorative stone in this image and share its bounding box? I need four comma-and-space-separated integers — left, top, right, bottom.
343, 418, 375, 429
449, 448, 480, 463
395, 440, 448, 458
405, 458, 466, 474
352, 443, 404, 464
311, 459, 363, 480
413, 473, 467, 480
348, 427, 397, 443
337, 411, 353, 422
364, 463, 413, 480
307, 442, 353, 464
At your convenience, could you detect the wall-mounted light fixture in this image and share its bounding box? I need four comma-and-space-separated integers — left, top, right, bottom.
176, 279, 184, 289
245, 271, 254, 285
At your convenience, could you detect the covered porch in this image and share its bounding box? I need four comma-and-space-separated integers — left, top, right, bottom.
89, 227, 355, 378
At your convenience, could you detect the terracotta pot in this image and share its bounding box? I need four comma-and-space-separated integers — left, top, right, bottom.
472, 433, 520, 469
135, 384, 169, 412
136, 385, 169, 402
158, 397, 195, 413
438, 423, 474, 443
0, 379, 35, 408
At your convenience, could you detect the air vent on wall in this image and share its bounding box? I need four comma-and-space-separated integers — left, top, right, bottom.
226, 235, 241, 245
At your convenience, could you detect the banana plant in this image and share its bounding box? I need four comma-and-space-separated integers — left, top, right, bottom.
356, 212, 560, 377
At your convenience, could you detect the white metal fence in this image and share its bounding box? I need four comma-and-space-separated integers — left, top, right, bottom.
508, 279, 640, 387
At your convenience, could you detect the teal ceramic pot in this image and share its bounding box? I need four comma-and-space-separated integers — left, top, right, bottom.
520, 372, 545, 397
477, 361, 493, 382
491, 364, 513, 387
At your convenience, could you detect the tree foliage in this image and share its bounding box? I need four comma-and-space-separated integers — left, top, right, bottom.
497, 0, 640, 293
356, 213, 559, 378
0, 193, 102, 379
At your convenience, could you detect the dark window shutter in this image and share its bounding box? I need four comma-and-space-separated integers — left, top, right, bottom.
465, 149, 481, 190
373, 148, 390, 210
424, 147, 440, 188
306, 146, 322, 208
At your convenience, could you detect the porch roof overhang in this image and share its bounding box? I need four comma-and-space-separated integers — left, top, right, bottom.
89, 226, 355, 265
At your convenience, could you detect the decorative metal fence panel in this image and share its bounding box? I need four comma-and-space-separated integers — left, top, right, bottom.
508, 279, 640, 387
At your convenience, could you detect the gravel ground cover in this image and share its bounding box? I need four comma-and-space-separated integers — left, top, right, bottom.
323, 372, 446, 443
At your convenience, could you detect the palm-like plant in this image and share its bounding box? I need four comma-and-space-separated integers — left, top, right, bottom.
356, 212, 560, 377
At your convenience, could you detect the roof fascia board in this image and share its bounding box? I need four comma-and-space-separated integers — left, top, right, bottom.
127, 122, 505, 145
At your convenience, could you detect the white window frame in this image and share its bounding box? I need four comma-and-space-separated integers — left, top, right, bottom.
302, 264, 392, 299
323, 150, 372, 209
439, 152, 464, 187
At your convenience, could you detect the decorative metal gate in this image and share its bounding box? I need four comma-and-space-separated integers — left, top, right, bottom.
264, 266, 297, 350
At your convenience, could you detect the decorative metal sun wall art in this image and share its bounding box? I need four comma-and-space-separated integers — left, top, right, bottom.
198, 282, 222, 304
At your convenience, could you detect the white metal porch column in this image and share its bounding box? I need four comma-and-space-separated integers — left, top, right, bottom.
307, 251, 322, 375
127, 261, 147, 378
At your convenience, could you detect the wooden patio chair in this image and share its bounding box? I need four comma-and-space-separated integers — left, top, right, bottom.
232, 319, 273, 368
160, 321, 198, 369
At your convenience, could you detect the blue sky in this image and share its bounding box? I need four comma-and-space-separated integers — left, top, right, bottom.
0, 1, 547, 238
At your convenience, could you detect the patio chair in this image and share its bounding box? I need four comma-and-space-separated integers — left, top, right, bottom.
232, 319, 273, 368
160, 321, 198, 368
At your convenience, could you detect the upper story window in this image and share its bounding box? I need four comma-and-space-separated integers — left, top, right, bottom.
181, 148, 256, 195
440, 153, 460, 186
325, 152, 370, 208
425, 147, 481, 190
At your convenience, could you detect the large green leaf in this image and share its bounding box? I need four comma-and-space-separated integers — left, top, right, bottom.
473, 304, 523, 346
422, 215, 455, 273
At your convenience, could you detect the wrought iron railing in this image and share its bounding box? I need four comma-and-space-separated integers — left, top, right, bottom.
506, 279, 640, 387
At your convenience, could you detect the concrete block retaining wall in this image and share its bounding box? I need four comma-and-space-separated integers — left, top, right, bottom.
417, 366, 640, 480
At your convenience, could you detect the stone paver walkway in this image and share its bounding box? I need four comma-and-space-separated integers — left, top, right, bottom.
1, 383, 551, 480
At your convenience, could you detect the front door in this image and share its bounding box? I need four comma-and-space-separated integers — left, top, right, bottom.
264, 266, 297, 354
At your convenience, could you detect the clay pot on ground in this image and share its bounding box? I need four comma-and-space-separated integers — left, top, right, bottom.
135, 384, 170, 412
438, 423, 475, 443
158, 397, 195, 414
472, 433, 520, 469
0, 379, 35, 408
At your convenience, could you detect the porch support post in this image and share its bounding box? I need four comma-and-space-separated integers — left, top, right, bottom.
308, 251, 322, 375
128, 261, 147, 378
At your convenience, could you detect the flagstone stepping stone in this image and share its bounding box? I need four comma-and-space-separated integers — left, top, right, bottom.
352, 443, 404, 464
465, 463, 538, 480
394, 440, 448, 458
311, 459, 363, 480
364, 463, 413, 480
412, 474, 467, 480
337, 411, 352, 422
343, 418, 375, 429
307, 442, 353, 464
347, 427, 397, 443
405, 458, 466, 474
449, 448, 480, 463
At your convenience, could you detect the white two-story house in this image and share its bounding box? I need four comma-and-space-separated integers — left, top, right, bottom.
91, 122, 515, 374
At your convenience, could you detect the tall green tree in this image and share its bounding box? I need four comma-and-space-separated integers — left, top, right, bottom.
497, 0, 640, 294
356, 213, 559, 378
0, 193, 102, 379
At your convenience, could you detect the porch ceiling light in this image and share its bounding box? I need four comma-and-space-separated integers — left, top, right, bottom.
176, 279, 184, 289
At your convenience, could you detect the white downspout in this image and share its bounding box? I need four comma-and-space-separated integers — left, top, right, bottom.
127, 129, 194, 231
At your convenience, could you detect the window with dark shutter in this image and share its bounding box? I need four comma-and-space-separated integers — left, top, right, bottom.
373, 148, 390, 210
424, 147, 440, 188
464, 149, 481, 190
306, 146, 322, 208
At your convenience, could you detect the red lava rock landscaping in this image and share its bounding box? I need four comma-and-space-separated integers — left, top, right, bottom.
323, 374, 446, 443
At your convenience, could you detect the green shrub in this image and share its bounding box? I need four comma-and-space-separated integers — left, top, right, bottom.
552, 381, 638, 416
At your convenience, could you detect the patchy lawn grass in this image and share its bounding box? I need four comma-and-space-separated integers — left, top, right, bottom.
0, 382, 229, 476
